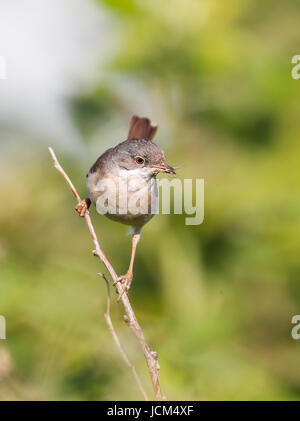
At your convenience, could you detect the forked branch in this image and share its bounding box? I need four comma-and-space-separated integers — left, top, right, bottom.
99, 272, 148, 400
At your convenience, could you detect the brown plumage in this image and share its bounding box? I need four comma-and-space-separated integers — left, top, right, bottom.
127, 115, 158, 141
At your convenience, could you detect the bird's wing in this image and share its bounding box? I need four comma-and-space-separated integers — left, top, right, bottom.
88, 147, 114, 175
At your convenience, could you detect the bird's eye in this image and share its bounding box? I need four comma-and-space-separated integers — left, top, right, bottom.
135, 156, 145, 165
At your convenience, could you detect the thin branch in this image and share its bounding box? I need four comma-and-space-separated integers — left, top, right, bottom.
98, 272, 148, 401
48, 147, 164, 400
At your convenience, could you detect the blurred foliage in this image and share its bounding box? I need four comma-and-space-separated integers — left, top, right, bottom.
1, 0, 300, 400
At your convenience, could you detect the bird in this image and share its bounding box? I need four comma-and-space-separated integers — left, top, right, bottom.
76, 115, 175, 297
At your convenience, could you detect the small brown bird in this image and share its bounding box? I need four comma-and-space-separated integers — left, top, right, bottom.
76, 116, 175, 296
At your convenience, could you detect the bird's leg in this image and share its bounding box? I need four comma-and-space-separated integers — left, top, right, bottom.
75, 198, 91, 217
114, 232, 141, 299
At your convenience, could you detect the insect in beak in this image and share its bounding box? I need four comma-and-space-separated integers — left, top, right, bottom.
151, 164, 176, 175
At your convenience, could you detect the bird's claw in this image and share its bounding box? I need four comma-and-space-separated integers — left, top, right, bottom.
75, 199, 90, 217
114, 273, 133, 301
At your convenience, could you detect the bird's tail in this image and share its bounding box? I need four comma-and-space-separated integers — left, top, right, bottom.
127, 115, 158, 141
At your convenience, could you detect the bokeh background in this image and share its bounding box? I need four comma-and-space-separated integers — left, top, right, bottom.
1, 0, 300, 400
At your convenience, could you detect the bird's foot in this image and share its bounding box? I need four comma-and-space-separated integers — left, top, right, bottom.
114, 272, 133, 301
75, 198, 91, 217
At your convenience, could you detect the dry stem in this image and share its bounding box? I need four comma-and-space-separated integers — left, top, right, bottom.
99, 272, 148, 400
48, 147, 164, 400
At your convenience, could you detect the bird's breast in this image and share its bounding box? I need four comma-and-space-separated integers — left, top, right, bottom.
87, 168, 158, 227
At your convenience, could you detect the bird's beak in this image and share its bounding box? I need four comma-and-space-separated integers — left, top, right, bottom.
151, 164, 176, 175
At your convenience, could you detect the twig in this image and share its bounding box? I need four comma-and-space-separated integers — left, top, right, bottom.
48, 147, 164, 400
98, 272, 148, 401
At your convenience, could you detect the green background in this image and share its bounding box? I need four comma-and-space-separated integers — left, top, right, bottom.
1, 0, 300, 400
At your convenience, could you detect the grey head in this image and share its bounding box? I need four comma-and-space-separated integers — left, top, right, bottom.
89, 115, 175, 178
111, 138, 175, 177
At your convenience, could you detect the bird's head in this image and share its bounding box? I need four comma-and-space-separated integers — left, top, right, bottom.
113, 138, 176, 179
